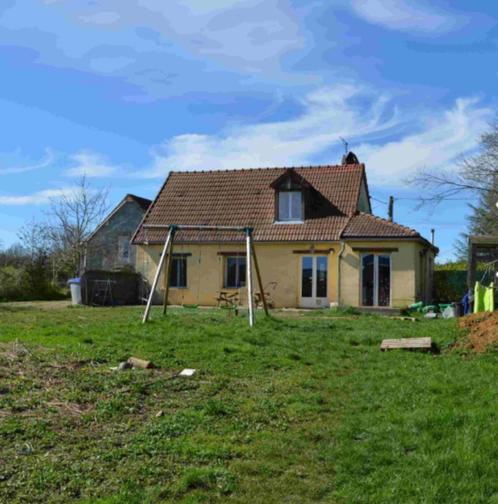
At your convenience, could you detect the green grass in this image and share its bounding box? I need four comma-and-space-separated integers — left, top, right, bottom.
0, 304, 497, 503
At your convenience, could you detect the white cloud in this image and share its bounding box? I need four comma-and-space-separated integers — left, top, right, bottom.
142, 84, 399, 177
350, 0, 463, 33
357, 97, 491, 187
64, 151, 119, 177
133, 86, 490, 190
0, 0, 305, 96
0, 149, 56, 175
0, 187, 79, 206
1, 86, 489, 208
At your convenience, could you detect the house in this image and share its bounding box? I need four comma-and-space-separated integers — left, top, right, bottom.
132, 154, 437, 309
84, 194, 151, 272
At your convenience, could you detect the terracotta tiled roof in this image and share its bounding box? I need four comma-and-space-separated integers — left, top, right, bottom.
341, 213, 420, 239
132, 164, 427, 245
133, 165, 365, 243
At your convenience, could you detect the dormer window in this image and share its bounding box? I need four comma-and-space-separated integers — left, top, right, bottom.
278, 191, 302, 221
270, 169, 308, 223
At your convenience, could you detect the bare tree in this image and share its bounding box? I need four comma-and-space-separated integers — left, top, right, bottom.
18, 220, 53, 260
412, 125, 498, 206
0, 243, 29, 268
47, 177, 109, 277
413, 124, 498, 259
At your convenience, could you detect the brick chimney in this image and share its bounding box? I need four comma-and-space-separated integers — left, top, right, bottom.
341, 151, 359, 165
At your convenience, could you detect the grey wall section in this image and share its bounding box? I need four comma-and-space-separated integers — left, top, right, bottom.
85, 201, 146, 271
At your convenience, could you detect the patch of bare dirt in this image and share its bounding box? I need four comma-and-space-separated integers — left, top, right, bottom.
457, 311, 498, 353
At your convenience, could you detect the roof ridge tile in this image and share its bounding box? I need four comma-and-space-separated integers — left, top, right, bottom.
168, 163, 364, 176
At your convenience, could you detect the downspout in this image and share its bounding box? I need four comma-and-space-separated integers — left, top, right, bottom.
336, 241, 346, 307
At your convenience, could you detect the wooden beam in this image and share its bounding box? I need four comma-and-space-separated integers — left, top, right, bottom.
250, 237, 269, 317
143, 224, 248, 231
380, 337, 432, 351
127, 357, 154, 369
162, 234, 175, 315
292, 249, 334, 254
353, 247, 398, 253
217, 251, 245, 257
468, 242, 476, 289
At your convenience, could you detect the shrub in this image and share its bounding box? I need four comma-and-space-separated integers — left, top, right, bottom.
0, 265, 67, 302
0, 266, 25, 301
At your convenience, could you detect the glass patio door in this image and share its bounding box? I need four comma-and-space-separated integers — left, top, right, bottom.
300, 256, 328, 308
361, 254, 391, 307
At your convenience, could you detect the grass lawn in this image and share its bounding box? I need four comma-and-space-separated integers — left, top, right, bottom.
1, 304, 498, 503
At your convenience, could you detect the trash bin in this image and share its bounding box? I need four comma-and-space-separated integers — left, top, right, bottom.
68, 278, 82, 305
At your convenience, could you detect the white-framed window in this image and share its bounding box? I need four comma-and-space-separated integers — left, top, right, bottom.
224, 256, 246, 288
118, 235, 131, 263
169, 256, 187, 288
278, 191, 302, 222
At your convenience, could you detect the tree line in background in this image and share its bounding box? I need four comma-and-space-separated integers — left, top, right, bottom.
1, 122, 496, 303
0, 178, 108, 302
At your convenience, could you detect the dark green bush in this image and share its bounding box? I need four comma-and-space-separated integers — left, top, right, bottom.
434, 262, 467, 302
0, 264, 67, 302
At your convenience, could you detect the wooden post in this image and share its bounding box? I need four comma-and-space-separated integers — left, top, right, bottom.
250, 237, 269, 316
142, 226, 174, 324
467, 240, 476, 290
162, 235, 175, 315
245, 227, 254, 327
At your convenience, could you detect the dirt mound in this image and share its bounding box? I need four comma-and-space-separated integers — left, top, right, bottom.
458, 311, 498, 352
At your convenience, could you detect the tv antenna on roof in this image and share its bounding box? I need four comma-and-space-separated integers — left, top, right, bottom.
339, 137, 349, 154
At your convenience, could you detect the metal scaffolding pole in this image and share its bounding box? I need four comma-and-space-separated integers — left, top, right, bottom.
245, 227, 254, 327
142, 225, 175, 323
141, 224, 263, 326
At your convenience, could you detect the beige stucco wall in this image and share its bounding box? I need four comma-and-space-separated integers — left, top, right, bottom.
137, 239, 428, 308
136, 242, 338, 308
339, 240, 425, 308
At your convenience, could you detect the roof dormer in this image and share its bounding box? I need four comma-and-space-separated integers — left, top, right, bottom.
270, 169, 309, 223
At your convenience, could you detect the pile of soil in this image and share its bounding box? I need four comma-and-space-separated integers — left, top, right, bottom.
458, 311, 498, 352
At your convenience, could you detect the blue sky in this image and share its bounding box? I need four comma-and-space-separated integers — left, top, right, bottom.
0, 0, 496, 261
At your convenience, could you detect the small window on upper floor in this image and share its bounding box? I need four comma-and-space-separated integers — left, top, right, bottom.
278, 191, 302, 222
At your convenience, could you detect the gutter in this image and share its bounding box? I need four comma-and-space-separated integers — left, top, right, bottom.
336, 240, 346, 307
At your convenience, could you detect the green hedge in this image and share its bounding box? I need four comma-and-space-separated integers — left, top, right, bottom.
0, 266, 67, 302
434, 270, 467, 302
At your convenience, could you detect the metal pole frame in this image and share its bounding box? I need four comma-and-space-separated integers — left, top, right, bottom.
142, 223, 269, 326
245, 227, 255, 327
143, 224, 248, 232
142, 225, 176, 323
